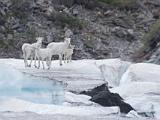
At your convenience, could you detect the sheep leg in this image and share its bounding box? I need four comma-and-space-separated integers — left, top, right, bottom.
46, 58, 49, 68
22, 49, 28, 68
37, 57, 40, 69
49, 57, 52, 69
26, 50, 33, 67
67, 56, 70, 63
26, 59, 29, 67
42, 60, 45, 69
34, 53, 37, 68
70, 55, 72, 62
23, 55, 27, 68
46, 57, 52, 70
24, 58, 27, 67
48, 61, 51, 70
46, 60, 49, 69
66, 56, 70, 63
64, 54, 66, 63
62, 54, 65, 63
24, 53, 28, 67
25, 53, 31, 67
29, 56, 33, 67
23, 53, 27, 68
59, 54, 62, 66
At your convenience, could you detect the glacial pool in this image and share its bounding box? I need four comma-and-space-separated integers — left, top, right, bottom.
0, 64, 64, 105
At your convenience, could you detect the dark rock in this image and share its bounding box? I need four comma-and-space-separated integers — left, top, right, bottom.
71, 5, 82, 16
52, 0, 74, 7
80, 83, 109, 97
90, 91, 134, 113
111, 27, 127, 38
81, 84, 134, 114
0, 18, 5, 26
75, 0, 98, 9
112, 18, 132, 29
153, 9, 160, 19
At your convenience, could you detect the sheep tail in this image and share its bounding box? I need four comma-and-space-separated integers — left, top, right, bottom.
22, 45, 27, 59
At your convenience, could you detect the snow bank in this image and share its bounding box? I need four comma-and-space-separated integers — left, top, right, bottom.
120, 63, 160, 84
111, 63, 160, 119
64, 92, 93, 106
126, 110, 141, 118
0, 97, 118, 116
112, 82, 160, 98
95, 59, 131, 87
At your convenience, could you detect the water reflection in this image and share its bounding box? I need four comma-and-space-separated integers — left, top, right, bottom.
1, 74, 64, 105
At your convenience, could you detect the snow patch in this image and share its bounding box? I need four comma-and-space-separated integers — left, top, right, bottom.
120, 63, 160, 84
111, 63, 160, 119
0, 97, 119, 116
65, 92, 93, 106
95, 59, 131, 87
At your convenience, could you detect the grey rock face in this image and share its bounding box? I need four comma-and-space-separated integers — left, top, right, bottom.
147, 47, 160, 64
0, 0, 158, 62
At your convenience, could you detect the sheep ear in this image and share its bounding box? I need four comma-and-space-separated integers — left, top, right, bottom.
36, 37, 44, 41
71, 45, 75, 49
40, 37, 44, 41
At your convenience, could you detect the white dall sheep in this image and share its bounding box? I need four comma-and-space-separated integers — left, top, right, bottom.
22, 37, 43, 67
63, 45, 75, 63
47, 37, 71, 66
35, 48, 52, 69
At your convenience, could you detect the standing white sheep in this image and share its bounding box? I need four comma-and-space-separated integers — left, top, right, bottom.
35, 47, 52, 69
47, 37, 71, 66
22, 37, 43, 67
63, 45, 75, 63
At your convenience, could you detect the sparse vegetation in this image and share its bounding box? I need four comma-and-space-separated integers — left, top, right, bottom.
53, 0, 74, 7
0, 40, 6, 48
132, 20, 160, 61
99, 0, 137, 8
0, 38, 13, 49
11, 0, 30, 22
24, 26, 37, 42
52, 12, 85, 29
75, 0, 98, 9
141, 19, 160, 51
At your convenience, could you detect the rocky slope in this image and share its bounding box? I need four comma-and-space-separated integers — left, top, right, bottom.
0, 0, 160, 62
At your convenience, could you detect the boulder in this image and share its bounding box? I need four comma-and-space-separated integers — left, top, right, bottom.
81, 84, 134, 113
90, 91, 134, 113
80, 83, 109, 97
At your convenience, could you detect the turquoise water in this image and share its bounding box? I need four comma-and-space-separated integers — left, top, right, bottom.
20, 76, 64, 105
0, 76, 64, 105
0, 64, 64, 105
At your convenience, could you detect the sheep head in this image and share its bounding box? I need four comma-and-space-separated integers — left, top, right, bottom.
70, 45, 75, 49
36, 37, 44, 43
64, 37, 71, 45
68, 44, 75, 49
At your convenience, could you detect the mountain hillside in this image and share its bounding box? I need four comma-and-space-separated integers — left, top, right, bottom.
0, 0, 160, 63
